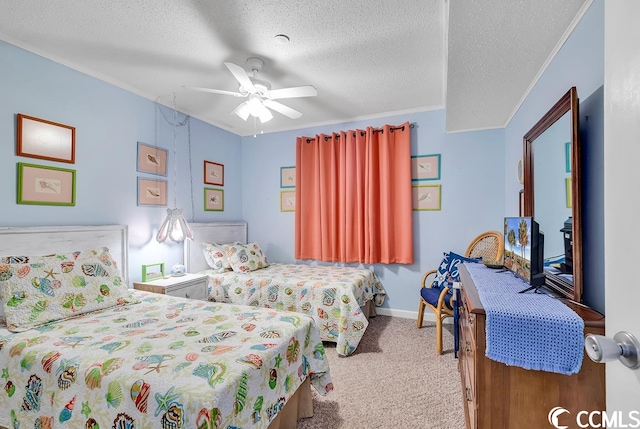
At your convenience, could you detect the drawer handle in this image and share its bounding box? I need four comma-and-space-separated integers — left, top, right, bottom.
465, 340, 471, 353
468, 315, 474, 326
465, 387, 472, 402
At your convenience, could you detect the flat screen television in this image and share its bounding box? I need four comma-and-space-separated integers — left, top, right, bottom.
503, 216, 545, 292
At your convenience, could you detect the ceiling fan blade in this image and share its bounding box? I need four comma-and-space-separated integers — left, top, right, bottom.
224, 62, 255, 91
263, 99, 302, 119
182, 86, 244, 97
231, 101, 251, 121
268, 85, 317, 100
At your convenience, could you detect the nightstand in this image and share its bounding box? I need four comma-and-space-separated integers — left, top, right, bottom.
133, 273, 208, 301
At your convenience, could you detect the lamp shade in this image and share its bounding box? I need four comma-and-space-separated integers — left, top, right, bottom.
156, 208, 195, 243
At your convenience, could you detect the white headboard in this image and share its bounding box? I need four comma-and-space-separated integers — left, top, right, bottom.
184, 222, 248, 274
0, 225, 129, 286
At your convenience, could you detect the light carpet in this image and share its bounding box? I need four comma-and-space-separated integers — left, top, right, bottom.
297, 316, 466, 429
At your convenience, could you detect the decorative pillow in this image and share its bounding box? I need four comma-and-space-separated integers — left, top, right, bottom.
0, 254, 54, 321
224, 242, 269, 273
0, 247, 137, 332
202, 242, 241, 273
433, 251, 482, 290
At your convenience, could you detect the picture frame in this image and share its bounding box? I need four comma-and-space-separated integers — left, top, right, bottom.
280, 166, 296, 188
280, 190, 296, 212
565, 141, 572, 173
17, 114, 76, 163
204, 161, 224, 186
17, 162, 76, 206
204, 187, 224, 211
137, 177, 168, 206
412, 184, 441, 211
137, 142, 168, 176
142, 262, 165, 282
566, 177, 572, 208
411, 154, 441, 181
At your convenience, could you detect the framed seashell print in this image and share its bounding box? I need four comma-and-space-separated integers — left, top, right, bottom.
137, 177, 167, 206
412, 184, 441, 211
280, 166, 296, 188
204, 187, 224, 211
137, 142, 168, 176
411, 154, 440, 181
204, 161, 224, 186
17, 162, 76, 206
280, 190, 296, 212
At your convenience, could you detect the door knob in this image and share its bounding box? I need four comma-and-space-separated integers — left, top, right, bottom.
584, 331, 640, 369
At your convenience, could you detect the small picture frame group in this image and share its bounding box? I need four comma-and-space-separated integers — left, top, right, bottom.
137, 142, 168, 176
411, 154, 440, 181
142, 262, 165, 282
204, 187, 224, 211
204, 160, 224, 186
280, 190, 296, 212
412, 184, 441, 211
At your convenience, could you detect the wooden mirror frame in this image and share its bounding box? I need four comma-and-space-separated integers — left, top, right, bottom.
523, 87, 582, 302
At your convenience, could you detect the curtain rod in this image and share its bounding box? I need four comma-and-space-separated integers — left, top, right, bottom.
304, 122, 416, 143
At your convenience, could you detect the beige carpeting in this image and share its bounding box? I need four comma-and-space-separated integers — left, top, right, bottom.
297, 315, 466, 429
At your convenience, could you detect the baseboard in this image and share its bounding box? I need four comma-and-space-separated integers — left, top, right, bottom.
374, 308, 453, 324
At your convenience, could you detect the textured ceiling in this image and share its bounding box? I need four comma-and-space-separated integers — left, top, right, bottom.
0, 0, 590, 136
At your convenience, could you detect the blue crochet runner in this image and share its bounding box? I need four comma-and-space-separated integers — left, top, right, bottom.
464, 262, 584, 375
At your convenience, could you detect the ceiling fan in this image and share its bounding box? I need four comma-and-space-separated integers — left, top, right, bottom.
185, 57, 317, 123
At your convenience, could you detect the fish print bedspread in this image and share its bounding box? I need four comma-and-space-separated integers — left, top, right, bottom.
203, 263, 387, 356
0, 290, 332, 429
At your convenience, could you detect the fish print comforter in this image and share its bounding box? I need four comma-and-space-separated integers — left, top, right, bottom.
203, 263, 387, 356
0, 290, 332, 429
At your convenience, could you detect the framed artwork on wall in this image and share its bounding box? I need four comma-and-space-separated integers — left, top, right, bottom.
280, 166, 296, 188
17, 114, 76, 163
566, 177, 572, 208
412, 184, 441, 211
17, 162, 76, 206
204, 161, 224, 186
142, 262, 165, 282
565, 141, 572, 173
411, 154, 441, 181
280, 190, 296, 212
137, 142, 168, 176
137, 177, 167, 206
204, 187, 224, 211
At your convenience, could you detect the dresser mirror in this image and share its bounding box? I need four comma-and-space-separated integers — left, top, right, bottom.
523, 87, 582, 302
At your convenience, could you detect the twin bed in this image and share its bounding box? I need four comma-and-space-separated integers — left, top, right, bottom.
0, 225, 332, 429
184, 222, 387, 356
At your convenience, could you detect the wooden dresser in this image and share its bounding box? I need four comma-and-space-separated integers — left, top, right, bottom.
458, 264, 605, 429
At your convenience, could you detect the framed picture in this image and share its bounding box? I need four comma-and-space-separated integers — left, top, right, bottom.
280, 166, 296, 188
142, 263, 165, 282
280, 190, 296, 212
204, 161, 224, 186
204, 187, 224, 211
566, 177, 572, 208
137, 177, 167, 206
137, 142, 168, 176
565, 142, 572, 173
412, 184, 441, 211
17, 114, 75, 163
411, 154, 441, 181
17, 162, 76, 206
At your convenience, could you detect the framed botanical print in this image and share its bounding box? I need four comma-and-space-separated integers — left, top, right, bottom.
412, 184, 441, 211
137, 142, 168, 176
411, 154, 441, 181
204, 187, 224, 211
137, 177, 168, 206
204, 161, 224, 186
17, 162, 76, 206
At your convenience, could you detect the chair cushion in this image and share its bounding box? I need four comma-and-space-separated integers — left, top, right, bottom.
433, 251, 482, 290
421, 286, 453, 310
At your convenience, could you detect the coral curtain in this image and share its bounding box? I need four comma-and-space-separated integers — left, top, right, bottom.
295, 122, 413, 264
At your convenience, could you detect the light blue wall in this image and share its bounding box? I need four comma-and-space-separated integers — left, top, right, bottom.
0, 40, 243, 284
504, 0, 605, 312
241, 111, 505, 314
0, 0, 605, 315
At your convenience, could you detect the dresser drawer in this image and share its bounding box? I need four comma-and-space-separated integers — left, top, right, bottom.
133, 274, 208, 301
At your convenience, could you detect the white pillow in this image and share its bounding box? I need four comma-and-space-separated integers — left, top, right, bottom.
202, 242, 241, 273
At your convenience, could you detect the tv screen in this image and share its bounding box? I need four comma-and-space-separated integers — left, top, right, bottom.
503, 217, 545, 289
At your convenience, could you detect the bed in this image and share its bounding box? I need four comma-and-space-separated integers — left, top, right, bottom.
0, 225, 332, 429
184, 222, 387, 356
